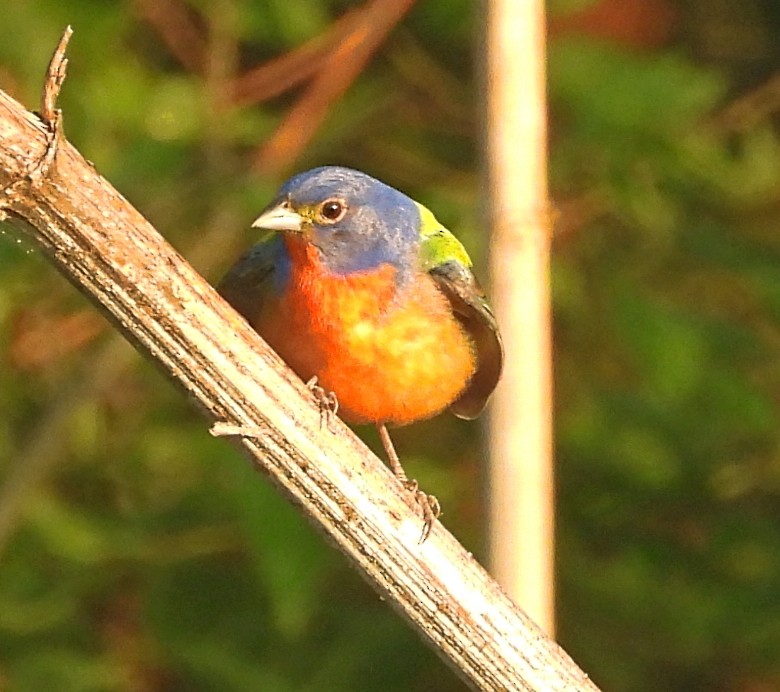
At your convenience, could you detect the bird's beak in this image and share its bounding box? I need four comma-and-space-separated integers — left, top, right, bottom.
251, 201, 304, 232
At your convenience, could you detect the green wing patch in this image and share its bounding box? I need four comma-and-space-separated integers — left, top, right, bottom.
415, 202, 504, 419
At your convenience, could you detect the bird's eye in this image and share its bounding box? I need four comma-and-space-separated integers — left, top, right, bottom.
319, 199, 347, 223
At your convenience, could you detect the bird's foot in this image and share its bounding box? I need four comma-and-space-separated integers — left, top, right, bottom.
401, 478, 441, 544
306, 376, 339, 432
377, 422, 440, 543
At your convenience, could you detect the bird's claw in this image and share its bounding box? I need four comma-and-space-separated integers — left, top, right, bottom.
376, 423, 440, 543
401, 478, 441, 544
306, 376, 339, 431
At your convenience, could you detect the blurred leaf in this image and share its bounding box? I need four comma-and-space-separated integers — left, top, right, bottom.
227, 458, 333, 640
9, 649, 120, 692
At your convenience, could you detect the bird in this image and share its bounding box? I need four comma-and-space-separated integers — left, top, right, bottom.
217, 166, 503, 541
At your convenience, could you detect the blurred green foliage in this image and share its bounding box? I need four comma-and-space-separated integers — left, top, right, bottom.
2, 0, 780, 690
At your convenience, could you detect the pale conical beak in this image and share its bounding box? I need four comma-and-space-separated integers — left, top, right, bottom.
251, 202, 304, 232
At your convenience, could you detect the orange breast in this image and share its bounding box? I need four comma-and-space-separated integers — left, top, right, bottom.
254, 238, 476, 426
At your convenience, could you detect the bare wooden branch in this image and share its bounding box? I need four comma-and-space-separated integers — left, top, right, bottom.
40, 25, 72, 124
0, 35, 598, 692
28, 25, 71, 183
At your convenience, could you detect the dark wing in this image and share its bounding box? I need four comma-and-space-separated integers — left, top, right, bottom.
429, 260, 504, 420
217, 236, 279, 326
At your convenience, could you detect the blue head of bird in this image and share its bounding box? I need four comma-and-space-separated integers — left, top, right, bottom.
252, 166, 422, 278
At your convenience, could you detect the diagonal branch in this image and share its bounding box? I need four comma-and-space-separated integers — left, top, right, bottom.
227, 7, 365, 108
133, 0, 207, 74
253, 0, 418, 174
0, 34, 598, 692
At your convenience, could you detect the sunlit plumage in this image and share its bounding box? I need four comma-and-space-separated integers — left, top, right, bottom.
218, 166, 503, 539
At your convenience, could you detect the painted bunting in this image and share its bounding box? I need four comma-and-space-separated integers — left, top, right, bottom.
218, 166, 503, 540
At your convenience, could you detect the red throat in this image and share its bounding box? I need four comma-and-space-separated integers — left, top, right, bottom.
254, 235, 476, 426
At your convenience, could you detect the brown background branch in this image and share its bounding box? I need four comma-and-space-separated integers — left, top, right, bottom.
252, 0, 418, 174
0, 37, 598, 692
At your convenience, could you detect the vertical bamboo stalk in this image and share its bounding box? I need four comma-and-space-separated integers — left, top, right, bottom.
485, 0, 555, 634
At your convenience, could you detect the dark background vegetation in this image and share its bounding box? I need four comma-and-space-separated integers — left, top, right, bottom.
2, 0, 780, 690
